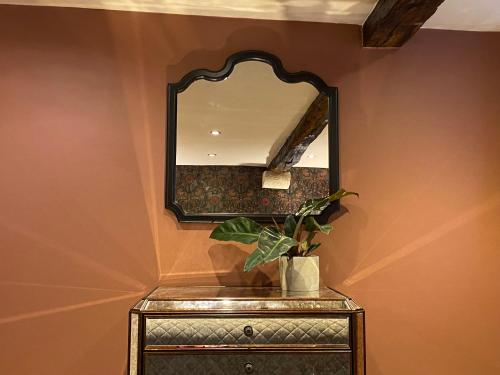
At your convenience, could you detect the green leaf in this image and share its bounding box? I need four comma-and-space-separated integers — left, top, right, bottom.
296, 197, 327, 217
296, 189, 359, 217
305, 231, 316, 244
259, 228, 297, 263
210, 217, 262, 244
244, 249, 264, 272
327, 189, 359, 202
244, 228, 297, 272
283, 215, 297, 238
268, 226, 280, 234
304, 217, 332, 234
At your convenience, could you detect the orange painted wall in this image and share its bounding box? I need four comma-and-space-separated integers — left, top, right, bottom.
0, 5, 499, 374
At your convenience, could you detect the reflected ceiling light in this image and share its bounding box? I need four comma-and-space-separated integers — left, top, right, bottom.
208, 153, 217, 157
209, 130, 222, 136
307, 154, 315, 159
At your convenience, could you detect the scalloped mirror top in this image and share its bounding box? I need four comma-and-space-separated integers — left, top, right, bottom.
173, 59, 333, 217
176, 61, 328, 168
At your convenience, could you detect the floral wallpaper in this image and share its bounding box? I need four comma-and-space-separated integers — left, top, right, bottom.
175, 165, 329, 214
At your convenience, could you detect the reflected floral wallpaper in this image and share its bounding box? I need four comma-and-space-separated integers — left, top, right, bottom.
175, 166, 329, 214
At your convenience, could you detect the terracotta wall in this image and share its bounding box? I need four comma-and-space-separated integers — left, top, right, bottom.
0, 5, 499, 374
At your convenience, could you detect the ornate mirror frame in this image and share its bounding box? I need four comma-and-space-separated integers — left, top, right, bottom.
165, 50, 340, 223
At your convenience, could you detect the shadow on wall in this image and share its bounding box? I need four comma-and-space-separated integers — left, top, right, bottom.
158, 243, 276, 287
209, 244, 274, 286
161, 205, 354, 287
164, 26, 287, 81
164, 22, 394, 85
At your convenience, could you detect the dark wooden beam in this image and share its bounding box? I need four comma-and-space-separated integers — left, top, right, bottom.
267, 93, 328, 172
363, 0, 445, 47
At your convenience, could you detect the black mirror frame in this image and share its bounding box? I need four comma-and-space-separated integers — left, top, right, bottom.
165, 50, 339, 223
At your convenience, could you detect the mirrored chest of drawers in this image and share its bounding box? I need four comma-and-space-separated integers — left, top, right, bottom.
128, 286, 365, 375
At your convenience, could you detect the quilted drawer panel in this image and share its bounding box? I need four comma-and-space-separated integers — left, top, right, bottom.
145, 316, 349, 346
144, 352, 351, 375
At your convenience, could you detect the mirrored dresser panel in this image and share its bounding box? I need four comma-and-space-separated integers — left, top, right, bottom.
129, 286, 365, 375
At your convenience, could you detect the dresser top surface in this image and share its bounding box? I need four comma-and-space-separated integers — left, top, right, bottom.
132, 286, 363, 313
147, 286, 342, 300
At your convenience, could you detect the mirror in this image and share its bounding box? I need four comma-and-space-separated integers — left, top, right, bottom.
166, 51, 339, 223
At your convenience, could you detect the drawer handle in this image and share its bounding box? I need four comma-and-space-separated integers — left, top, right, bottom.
243, 325, 253, 337
244, 362, 254, 374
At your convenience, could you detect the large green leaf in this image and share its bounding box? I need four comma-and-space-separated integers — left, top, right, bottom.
304, 217, 332, 234
296, 197, 327, 217
327, 189, 359, 203
305, 231, 316, 244
296, 189, 359, 217
210, 217, 262, 244
259, 228, 298, 263
244, 249, 264, 272
283, 215, 297, 238
244, 228, 297, 272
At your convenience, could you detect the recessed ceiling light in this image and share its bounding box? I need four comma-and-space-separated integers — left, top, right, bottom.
209, 130, 221, 136
208, 153, 217, 157
307, 154, 315, 159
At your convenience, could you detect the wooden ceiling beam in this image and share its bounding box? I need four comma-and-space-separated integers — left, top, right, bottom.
363, 0, 445, 47
267, 93, 328, 173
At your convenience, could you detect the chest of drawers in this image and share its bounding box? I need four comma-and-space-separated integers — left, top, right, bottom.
128, 286, 365, 375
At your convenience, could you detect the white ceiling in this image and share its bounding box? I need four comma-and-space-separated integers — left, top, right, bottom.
427, 0, 500, 31
2, 0, 500, 31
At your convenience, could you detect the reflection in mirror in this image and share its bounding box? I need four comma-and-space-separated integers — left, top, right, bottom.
176, 61, 329, 215
167, 53, 338, 222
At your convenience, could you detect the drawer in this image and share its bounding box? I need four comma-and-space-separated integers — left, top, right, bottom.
145, 316, 349, 347
144, 352, 351, 375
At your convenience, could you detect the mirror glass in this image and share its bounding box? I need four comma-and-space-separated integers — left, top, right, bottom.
172, 59, 334, 220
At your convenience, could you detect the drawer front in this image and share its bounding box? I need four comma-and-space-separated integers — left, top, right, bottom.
145, 316, 349, 347
144, 352, 351, 375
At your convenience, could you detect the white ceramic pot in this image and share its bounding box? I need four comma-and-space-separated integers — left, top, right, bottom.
279, 255, 320, 292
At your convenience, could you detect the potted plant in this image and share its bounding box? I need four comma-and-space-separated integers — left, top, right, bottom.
209, 189, 358, 292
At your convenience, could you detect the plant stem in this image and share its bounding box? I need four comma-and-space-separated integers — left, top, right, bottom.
292, 215, 306, 256
302, 231, 315, 256
293, 215, 304, 241
271, 217, 281, 233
